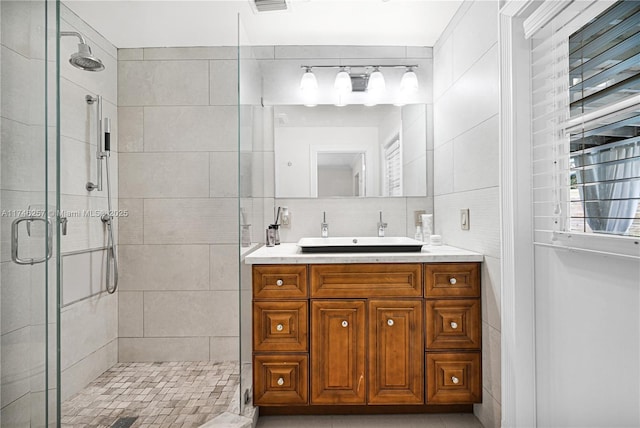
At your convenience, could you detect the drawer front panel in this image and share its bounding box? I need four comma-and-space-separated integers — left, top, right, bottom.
426, 352, 482, 404
254, 354, 308, 405
425, 299, 481, 350
311, 264, 422, 298
254, 301, 308, 352
253, 265, 308, 299
425, 263, 480, 298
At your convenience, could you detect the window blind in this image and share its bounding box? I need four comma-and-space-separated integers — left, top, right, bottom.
384, 137, 402, 197
531, 0, 640, 242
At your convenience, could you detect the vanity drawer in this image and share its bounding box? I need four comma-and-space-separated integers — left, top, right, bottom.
253, 301, 308, 352
254, 354, 309, 405
425, 299, 481, 350
424, 263, 480, 298
253, 265, 308, 299
426, 352, 482, 404
310, 263, 422, 298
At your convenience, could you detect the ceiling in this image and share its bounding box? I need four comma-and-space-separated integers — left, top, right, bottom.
65, 0, 462, 48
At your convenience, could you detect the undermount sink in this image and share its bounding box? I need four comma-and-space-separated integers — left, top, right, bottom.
297, 236, 424, 253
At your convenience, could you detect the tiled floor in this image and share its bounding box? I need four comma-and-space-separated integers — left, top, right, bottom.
62, 361, 239, 428
256, 413, 484, 428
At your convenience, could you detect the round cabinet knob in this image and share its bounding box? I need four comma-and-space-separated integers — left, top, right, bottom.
450, 321, 458, 329
387, 319, 394, 326
275, 279, 284, 287
277, 377, 284, 386
341, 320, 349, 328
276, 324, 284, 331
451, 376, 459, 384
449, 277, 457, 285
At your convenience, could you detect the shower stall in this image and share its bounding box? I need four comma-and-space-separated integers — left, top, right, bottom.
0, 1, 261, 426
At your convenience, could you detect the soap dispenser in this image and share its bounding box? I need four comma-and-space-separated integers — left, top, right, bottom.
414, 225, 423, 242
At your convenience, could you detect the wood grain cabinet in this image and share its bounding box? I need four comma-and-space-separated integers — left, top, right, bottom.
368, 299, 424, 404
425, 263, 482, 404
252, 262, 482, 410
253, 265, 309, 406
310, 300, 366, 404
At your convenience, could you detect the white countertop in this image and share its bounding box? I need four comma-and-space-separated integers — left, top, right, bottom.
244, 243, 483, 264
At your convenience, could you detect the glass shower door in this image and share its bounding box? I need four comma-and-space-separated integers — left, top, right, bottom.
1, 0, 59, 425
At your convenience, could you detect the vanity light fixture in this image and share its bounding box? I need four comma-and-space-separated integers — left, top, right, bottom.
334, 67, 352, 96
400, 66, 419, 93
367, 66, 386, 94
300, 64, 418, 105
300, 66, 318, 107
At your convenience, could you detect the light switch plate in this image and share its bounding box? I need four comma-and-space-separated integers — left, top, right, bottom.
461, 209, 470, 230
414, 210, 426, 226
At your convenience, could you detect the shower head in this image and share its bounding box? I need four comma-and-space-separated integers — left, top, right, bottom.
60, 31, 105, 72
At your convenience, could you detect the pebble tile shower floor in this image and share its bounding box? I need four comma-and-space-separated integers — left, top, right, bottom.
61, 361, 239, 428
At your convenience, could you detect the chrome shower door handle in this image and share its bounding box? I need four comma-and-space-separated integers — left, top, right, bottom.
11, 216, 53, 265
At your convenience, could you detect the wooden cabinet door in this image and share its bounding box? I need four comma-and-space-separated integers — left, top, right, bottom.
311, 300, 366, 405
368, 300, 424, 404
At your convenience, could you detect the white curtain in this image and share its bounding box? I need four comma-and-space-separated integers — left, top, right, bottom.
574, 140, 640, 234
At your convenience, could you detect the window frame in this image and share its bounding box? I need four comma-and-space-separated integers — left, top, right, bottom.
528, 0, 640, 257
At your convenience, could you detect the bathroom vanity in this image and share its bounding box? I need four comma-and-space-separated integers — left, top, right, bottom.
245, 243, 483, 414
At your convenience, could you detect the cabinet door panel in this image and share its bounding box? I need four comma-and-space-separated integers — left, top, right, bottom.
311, 300, 366, 404
368, 300, 424, 404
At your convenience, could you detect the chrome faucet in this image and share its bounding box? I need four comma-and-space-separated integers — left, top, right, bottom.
377, 211, 387, 237
321, 211, 329, 238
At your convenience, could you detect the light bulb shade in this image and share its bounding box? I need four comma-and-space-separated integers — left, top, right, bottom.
334, 70, 352, 95
400, 70, 419, 92
300, 70, 318, 94
367, 70, 386, 94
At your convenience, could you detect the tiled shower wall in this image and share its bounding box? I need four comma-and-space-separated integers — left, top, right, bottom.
58, 5, 119, 402
433, 1, 501, 427
117, 47, 240, 362
1, 2, 119, 419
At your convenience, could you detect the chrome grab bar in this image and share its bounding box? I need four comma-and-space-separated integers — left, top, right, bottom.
11, 216, 53, 265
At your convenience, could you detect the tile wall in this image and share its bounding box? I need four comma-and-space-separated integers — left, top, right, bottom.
117, 45, 435, 364
117, 46, 240, 363
58, 4, 119, 402
433, 1, 501, 427
1, 2, 119, 421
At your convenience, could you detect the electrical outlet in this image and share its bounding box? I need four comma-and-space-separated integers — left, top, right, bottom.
414, 210, 426, 226
281, 207, 290, 227
461, 209, 470, 230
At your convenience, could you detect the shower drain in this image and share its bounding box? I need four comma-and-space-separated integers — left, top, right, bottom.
110, 416, 138, 428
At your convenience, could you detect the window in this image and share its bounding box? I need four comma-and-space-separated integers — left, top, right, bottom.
531, 0, 640, 240
383, 135, 402, 196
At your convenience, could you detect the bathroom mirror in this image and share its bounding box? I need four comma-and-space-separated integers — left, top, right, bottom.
274, 104, 428, 198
